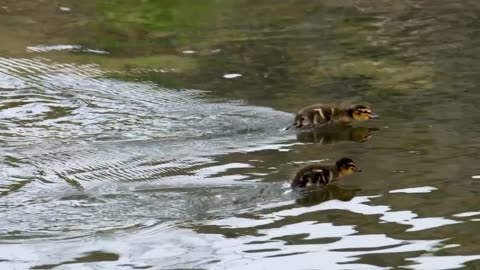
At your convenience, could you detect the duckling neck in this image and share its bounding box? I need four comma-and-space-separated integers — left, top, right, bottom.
329, 166, 342, 180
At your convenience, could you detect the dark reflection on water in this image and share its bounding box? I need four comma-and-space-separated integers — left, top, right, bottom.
295, 185, 361, 207
295, 125, 377, 144
1, 0, 480, 269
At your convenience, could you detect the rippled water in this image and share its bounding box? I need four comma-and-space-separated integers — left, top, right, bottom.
1, 1, 480, 269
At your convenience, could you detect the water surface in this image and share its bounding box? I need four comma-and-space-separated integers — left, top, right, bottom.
1, 1, 480, 269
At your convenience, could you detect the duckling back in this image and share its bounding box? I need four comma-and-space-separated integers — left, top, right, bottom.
291, 164, 335, 189
291, 103, 351, 129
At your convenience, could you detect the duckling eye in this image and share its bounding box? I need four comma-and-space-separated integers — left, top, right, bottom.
355, 110, 368, 114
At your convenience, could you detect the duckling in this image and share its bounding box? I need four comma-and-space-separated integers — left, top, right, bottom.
286, 103, 379, 130
291, 157, 361, 189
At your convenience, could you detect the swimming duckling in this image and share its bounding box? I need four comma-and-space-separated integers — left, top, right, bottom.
291, 157, 361, 189
286, 103, 379, 129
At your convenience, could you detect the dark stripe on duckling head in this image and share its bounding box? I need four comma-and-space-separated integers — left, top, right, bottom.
336, 157, 360, 177
350, 104, 380, 120
353, 107, 373, 121
336, 157, 355, 168
347, 105, 368, 117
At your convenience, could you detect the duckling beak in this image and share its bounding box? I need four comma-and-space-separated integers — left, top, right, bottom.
354, 167, 362, 172
369, 113, 380, 119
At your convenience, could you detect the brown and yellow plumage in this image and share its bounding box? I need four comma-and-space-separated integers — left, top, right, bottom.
286, 103, 379, 130
291, 157, 361, 189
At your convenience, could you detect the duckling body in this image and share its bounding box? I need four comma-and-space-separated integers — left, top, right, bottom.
291, 157, 360, 189
287, 103, 379, 129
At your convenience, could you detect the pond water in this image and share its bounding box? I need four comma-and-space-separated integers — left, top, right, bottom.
1, 1, 480, 269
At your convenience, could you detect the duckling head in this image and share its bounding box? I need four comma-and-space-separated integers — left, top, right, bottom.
336, 157, 361, 177
348, 105, 380, 121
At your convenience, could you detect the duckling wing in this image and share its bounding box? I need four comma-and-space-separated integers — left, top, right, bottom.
292, 165, 322, 188
312, 168, 334, 185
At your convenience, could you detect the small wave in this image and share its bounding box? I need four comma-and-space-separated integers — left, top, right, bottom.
26, 45, 109, 54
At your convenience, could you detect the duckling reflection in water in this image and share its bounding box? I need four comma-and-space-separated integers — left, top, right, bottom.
295, 185, 361, 207
291, 157, 361, 190
296, 125, 378, 144
286, 103, 379, 130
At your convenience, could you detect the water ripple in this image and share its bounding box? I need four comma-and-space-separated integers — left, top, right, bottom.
0, 57, 292, 147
